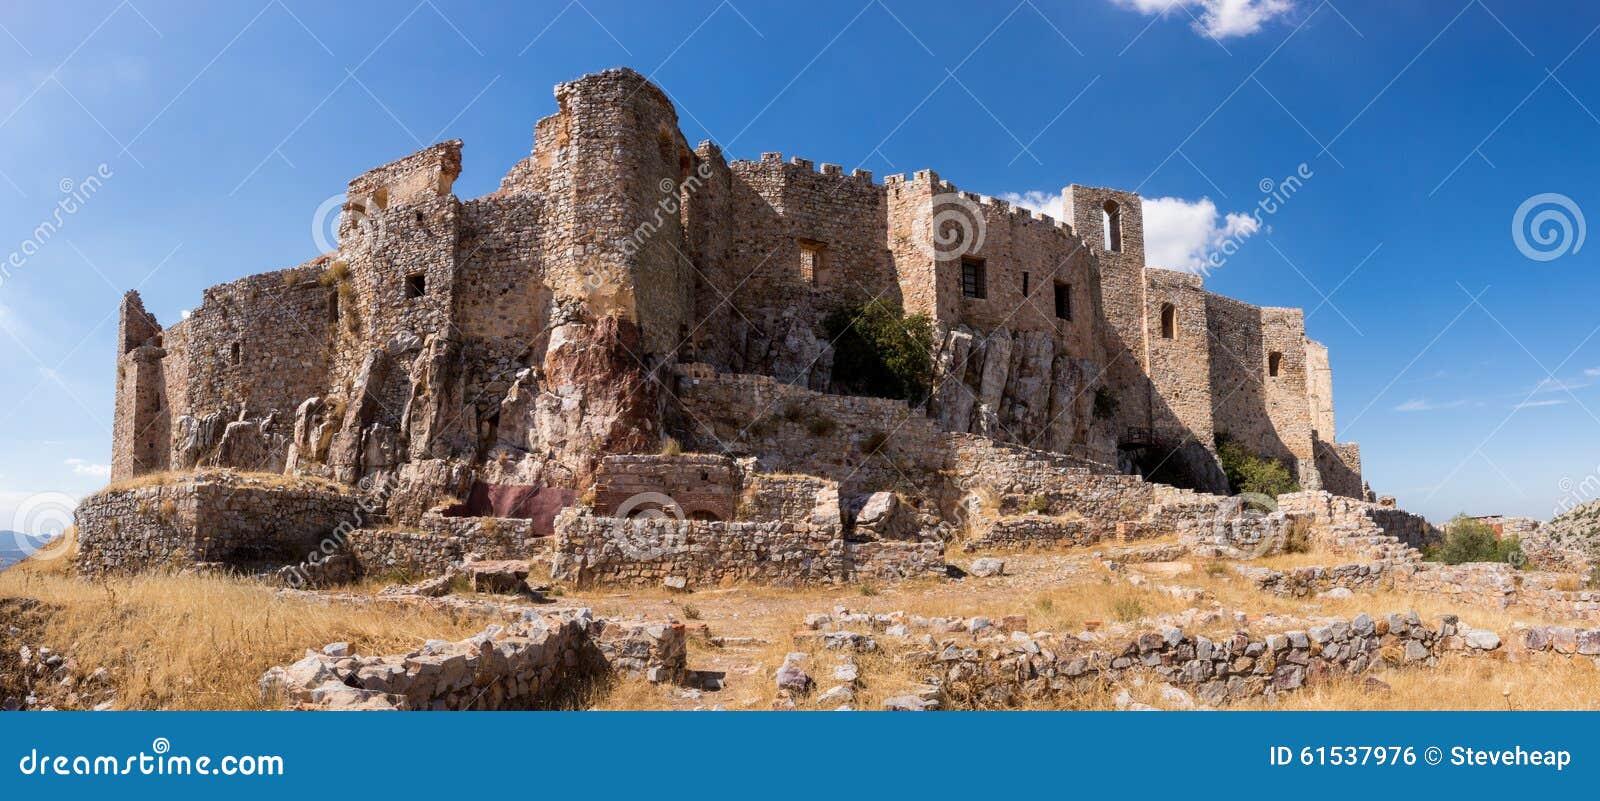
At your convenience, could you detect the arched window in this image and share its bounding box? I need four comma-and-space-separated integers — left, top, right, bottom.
1268, 351, 1283, 377
1103, 199, 1122, 252
1160, 303, 1176, 339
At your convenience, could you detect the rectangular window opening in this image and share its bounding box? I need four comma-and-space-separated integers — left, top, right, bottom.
961, 258, 987, 299
1054, 282, 1072, 320
405, 273, 426, 300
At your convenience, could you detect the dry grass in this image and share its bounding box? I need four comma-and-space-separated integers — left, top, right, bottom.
0, 564, 497, 710
99, 469, 347, 496
1230, 654, 1600, 711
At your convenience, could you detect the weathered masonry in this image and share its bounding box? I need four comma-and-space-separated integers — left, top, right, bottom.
100, 67, 1362, 573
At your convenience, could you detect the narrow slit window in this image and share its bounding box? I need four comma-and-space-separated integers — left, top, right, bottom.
1021, 271, 1031, 297
1054, 282, 1072, 320
229, 342, 241, 365
798, 240, 824, 286
1160, 303, 1176, 339
961, 257, 986, 299
405, 273, 426, 299
1103, 199, 1122, 252
1268, 351, 1283, 377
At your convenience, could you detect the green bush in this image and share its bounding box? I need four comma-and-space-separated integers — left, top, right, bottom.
1215, 434, 1299, 497
824, 299, 934, 402
1433, 515, 1521, 565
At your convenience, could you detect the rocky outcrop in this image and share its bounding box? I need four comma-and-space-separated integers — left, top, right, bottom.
493, 313, 660, 489
929, 325, 1102, 454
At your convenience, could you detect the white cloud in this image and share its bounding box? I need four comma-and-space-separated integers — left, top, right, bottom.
1531, 376, 1592, 394
65, 458, 111, 478
1112, 0, 1295, 40
999, 191, 1258, 273
1395, 398, 1467, 413
998, 190, 1065, 222
180, 309, 192, 320
1514, 399, 1567, 410
1142, 196, 1260, 272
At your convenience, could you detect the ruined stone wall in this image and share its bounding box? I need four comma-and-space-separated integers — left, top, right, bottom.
513, 68, 695, 359
590, 453, 742, 522
346, 514, 547, 578
1067, 185, 1150, 439
1315, 440, 1364, 499
1205, 294, 1318, 486
1144, 269, 1213, 446
550, 508, 943, 589
742, 473, 839, 525
1305, 338, 1335, 439
699, 154, 891, 388
259, 609, 618, 711
884, 173, 939, 321
1278, 490, 1440, 555
74, 476, 359, 575
102, 65, 1368, 557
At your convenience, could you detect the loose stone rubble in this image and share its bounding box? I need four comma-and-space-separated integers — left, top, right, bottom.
258, 608, 686, 711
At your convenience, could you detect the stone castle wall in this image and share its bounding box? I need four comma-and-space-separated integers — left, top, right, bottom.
101, 67, 1366, 578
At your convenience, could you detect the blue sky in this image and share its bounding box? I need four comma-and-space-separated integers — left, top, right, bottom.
1, 0, 1598, 530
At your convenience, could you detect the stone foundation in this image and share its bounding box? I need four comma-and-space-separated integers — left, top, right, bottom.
550, 509, 944, 588
74, 474, 361, 575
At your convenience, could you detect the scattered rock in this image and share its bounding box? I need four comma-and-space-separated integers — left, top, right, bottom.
969, 558, 1005, 578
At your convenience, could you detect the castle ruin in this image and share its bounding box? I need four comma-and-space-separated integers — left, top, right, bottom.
92, 67, 1364, 580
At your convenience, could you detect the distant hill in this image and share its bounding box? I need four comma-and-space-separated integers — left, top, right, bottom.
0, 531, 43, 570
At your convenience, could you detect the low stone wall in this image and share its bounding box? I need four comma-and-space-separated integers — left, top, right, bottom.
895, 610, 1496, 708
1521, 624, 1600, 655
347, 514, 549, 578
258, 608, 688, 710
1402, 562, 1600, 622
74, 475, 361, 575
1239, 560, 1396, 597
1179, 508, 1292, 559
550, 509, 945, 588
964, 514, 1094, 551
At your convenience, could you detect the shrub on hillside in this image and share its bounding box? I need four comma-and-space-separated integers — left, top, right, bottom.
1215, 434, 1299, 497
823, 299, 934, 403
1431, 514, 1521, 565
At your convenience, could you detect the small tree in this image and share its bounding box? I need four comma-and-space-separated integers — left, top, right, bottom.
1437, 515, 1506, 565
824, 299, 934, 403
1215, 434, 1299, 497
